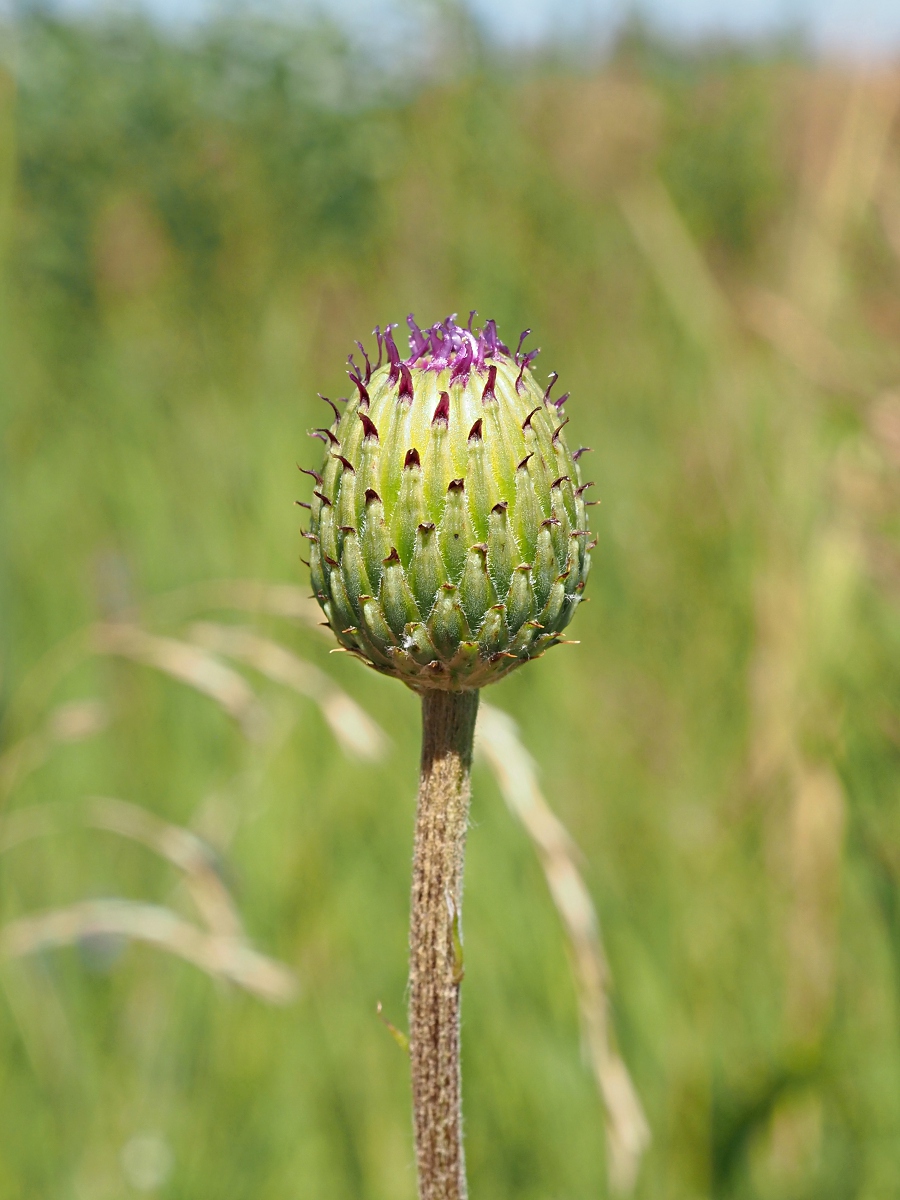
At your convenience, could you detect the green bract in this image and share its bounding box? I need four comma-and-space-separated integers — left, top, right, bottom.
302, 316, 593, 690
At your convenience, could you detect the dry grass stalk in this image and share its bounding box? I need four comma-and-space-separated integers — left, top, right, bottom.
739, 287, 861, 395
618, 177, 734, 354
0, 796, 297, 1002
785, 765, 846, 1044
0, 699, 109, 800
790, 72, 900, 325
86, 795, 244, 938
476, 703, 650, 1194
0, 899, 297, 1003
187, 621, 388, 762
91, 622, 267, 739
143, 578, 323, 629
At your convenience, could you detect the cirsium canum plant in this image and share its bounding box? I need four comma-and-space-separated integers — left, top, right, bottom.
299, 315, 594, 1200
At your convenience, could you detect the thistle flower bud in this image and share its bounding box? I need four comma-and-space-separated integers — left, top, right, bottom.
302, 314, 592, 690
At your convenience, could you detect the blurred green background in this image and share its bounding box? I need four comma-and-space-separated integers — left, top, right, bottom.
3, 8, 900, 1197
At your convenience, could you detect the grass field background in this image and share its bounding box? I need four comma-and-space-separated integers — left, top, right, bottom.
3, 10, 900, 1197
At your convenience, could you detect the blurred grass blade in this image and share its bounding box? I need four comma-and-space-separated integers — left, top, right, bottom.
187, 622, 388, 762
0, 795, 243, 938
85, 795, 244, 938
0, 899, 297, 1004
785, 765, 846, 1046
619, 177, 734, 354
740, 286, 862, 395
91, 623, 266, 740
0, 699, 109, 801
790, 73, 900, 324
145, 579, 324, 630
476, 703, 650, 1194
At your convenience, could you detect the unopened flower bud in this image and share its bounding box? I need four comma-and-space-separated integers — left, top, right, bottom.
302, 314, 592, 690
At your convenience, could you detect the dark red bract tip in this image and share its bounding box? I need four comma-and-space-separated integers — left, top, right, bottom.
573, 446, 592, 460
492, 501, 509, 514
347, 358, 369, 407
551, 418, 570, 444
332, 454, 355, 472
447, 478, 465, 492
468, 418, 483, 442
517, 452, 534, 471
384, 547, 401, 565
318, 393, 342, 424
364, 488, 381, 504
310, 427, 339, 446
298, 465, 324, 486
432, 391, 451, 426
482, 364, 497, 404
522, 407, 540, 431
358, 412, 379, 441
399, 361, 414, 402
404, 447, 421, 469
384, 324, 401, 385
355, 341, 372, 384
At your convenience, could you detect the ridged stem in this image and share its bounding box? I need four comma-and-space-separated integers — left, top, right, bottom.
409, 688, 480, 1200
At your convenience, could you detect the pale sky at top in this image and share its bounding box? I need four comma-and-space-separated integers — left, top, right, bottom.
41, 0, 900, 58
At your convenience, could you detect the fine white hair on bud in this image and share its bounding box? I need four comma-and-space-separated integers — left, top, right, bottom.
301, 314, 592, 691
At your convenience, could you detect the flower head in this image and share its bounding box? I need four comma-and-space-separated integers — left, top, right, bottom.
301, 314, 593, 690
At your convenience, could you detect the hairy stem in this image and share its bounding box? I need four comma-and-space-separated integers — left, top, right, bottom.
409, 688, 480, 1200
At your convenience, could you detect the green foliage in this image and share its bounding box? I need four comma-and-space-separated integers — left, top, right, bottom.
3, 10, 900, 1198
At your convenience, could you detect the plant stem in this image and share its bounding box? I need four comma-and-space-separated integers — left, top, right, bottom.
409, 688, 480, 1200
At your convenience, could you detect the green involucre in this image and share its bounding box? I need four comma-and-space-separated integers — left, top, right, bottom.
306, 335, 591, 690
